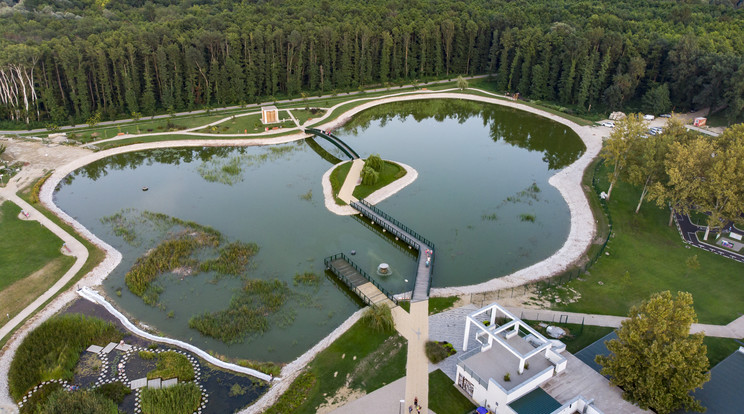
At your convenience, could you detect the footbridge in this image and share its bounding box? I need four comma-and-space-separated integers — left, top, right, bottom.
306, 128, 360, 160
350, 200, 434, 302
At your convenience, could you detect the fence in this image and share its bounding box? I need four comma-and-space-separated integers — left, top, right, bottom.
324, 252, 399, 305
355, 199, 435, 250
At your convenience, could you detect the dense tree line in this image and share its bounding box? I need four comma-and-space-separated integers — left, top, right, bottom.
0, 0, 743, 126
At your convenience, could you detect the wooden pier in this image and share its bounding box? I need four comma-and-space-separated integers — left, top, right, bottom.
325, 253, 397, 307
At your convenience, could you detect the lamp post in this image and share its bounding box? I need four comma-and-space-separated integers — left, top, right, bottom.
399, 399, 405, 414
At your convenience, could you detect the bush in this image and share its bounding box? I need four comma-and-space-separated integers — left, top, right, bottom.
425, 341, 450, 363
39, 389, 118, 414
94, 381, 131, 404
365, 154, 384, 172
360, 166, 379, 186
18, 383, 61, 414
9, 314, 122, 400
139, 350, 156, 360
141, 383, 201, 414
362, 304, 395, 333
147, 351, 194, 381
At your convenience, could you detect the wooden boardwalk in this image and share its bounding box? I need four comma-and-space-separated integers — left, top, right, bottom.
350, 200, 434, 302
325, 255, 396, 307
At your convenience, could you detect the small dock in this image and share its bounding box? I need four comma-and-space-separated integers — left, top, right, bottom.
350, 200, 434, 302
325, 253, 397, 307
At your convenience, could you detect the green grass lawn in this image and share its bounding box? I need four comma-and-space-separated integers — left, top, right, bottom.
0, 201, 72, 291
553, 162, 744, 324
291, 108, 326, 124
352, 161, 406, 200
525, 320, 615, 354
429, 369, 476, 414
0, 184, 107, 349
703, 337, 743, 367
429, 296, 458, 315
266, 319, 407, 414
329, 161, 352, 205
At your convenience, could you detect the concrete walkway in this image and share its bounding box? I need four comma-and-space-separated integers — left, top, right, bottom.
506, 307, 744, 339
337, 158, 365, 204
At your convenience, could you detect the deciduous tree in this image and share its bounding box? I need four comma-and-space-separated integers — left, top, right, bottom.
596, 291, 709, 414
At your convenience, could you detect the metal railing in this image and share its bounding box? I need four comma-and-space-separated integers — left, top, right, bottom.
324, 252, 398, 305
305, 128, 360, 159
456, 348, 489, 388
354, 199, 435, 250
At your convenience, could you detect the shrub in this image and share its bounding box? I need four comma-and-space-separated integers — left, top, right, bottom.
29, 172, 52, 204
139, 350, 156, 360
362, 304, 395, 333
18, 383, 61, 414
147, 351, 194, 381
504, 373, 511, 381
365, 154, 384, 172
39, 389, 118, 414
9, 314, 122, 400
94, 381, 131, 404
360, 166, 379, 186
141, 383, 201, 414
425, 341, 450, 363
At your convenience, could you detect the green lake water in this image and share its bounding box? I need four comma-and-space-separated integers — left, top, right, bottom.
54, 99, 584, 362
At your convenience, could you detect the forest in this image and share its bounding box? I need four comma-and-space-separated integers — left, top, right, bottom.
0, 0, 743, 127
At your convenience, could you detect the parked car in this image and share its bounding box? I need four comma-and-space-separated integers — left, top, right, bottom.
643, 114, 655, 120
660, 113, 672, 118
600, 121, 615, 128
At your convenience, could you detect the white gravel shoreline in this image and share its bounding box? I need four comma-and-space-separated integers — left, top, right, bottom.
0, 90, 605, 412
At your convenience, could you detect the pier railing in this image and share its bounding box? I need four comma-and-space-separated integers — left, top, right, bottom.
324, 252, 398, 305
354, 199, 435, 250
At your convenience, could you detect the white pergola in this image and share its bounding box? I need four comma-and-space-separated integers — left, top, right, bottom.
463, 302, 552, 375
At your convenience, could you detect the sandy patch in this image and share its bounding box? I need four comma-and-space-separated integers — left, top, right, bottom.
316, 386, 367, 414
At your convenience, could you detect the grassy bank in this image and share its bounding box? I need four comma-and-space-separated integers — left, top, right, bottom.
329, 161, 351, 204
0, 201, 73, 290
265, 318, 407, 413
553, 162, 744, 324
352, 161, 406, 200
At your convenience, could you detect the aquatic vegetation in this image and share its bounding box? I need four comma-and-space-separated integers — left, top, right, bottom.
189, 279, 292, 344
109, 210, 258, 305
503, 182, 542, 205
519, 214, 536, 222
293, 272, 320, 286
481, 213, 498, 221
300, 189, 313, 201
199, 241, 260, 276
141, 383, 201, 414
125, 234, 218, 305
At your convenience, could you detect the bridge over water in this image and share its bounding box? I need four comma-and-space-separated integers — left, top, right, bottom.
306, 128, 360, 160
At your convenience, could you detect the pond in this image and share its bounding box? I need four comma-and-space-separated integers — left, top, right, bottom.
53, 99, 584, 363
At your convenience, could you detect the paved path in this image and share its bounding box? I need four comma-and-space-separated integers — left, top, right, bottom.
674, 213, 744, 264
392, 301, 430, 414
0, 185, 88, 342
337, 158, 364, 203
506, 307, 744, 339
